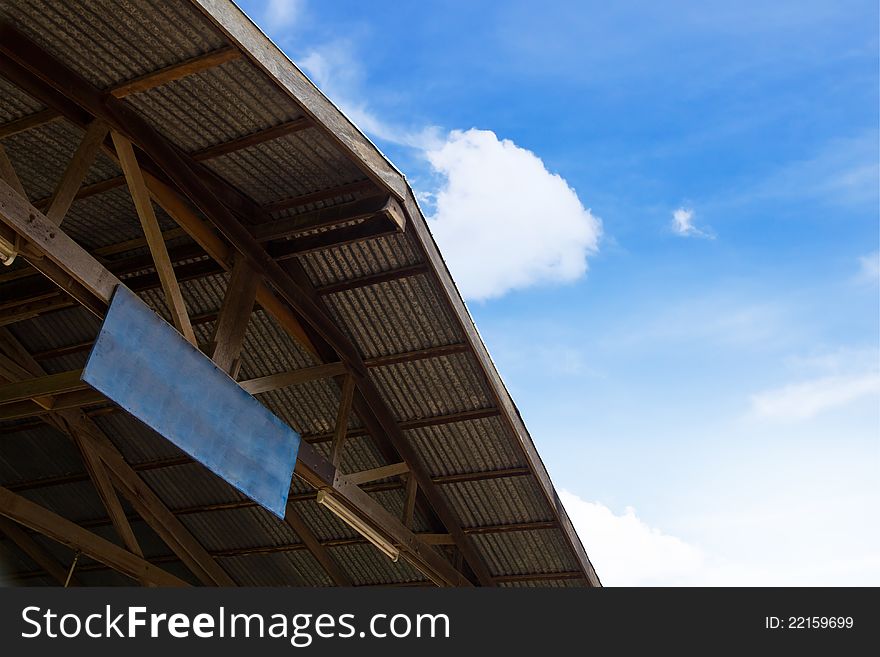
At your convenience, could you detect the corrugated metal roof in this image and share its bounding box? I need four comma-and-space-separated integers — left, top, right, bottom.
0, 0, 597, 587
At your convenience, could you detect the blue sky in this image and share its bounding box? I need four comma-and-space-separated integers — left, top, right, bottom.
241, 0, 879, 585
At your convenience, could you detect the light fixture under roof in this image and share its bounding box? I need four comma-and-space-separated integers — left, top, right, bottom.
316, 489, 400, 563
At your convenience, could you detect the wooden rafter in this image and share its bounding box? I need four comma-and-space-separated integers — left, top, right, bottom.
0, 515, 76, 586
0, 24, 487, 586
0, 47, 241, 138
44, 120, 108, 226
282, 502, 352, 586
209, 253, 257, 376
330, 374, 355, 467
0, 485, 188, 587
0, 133, 468, 586
113, 132, 196, 344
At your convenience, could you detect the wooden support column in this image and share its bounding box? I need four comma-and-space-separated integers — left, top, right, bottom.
0, 486, 188, 587
0, 515, 76, 586
209, 253, 257, 376
112, 132, 197, 345
330, 374, 355, 467
403, 475, 418, 529
0, 324, 232, 588
45, 120, 108, 225
0, 328, 147, 585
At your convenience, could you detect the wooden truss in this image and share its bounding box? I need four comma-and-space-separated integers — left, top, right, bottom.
0, 21, 500, 587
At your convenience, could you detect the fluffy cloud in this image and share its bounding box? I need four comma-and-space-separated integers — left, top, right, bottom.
671, 207, 712, 238
750, 372, 880, 421
560, 491, 703, 586
425, 129, 601, 300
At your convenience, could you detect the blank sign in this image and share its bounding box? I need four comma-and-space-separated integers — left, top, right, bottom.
82, 285, 300, 518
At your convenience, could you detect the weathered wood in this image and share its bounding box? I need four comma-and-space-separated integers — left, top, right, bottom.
347, 462, 410, 486
0, 24, 473, 587
283, 502, 352, 586
0, 485, 188, 586
192, 117, 311, 160
0, 368, 86, 405
0, 48, 241, 138
45, 120, 108, 225
253, 195, 401, 242
188, 0, 599, 586
263, 180, 379, 214
0, 108, 62, 138
113, 132, 196, 344
266, 216, 399, 261
0, 144, 25, 265
110, 46, 240, 97
316, 263, 429, 296
0, 178, 120, 307
210, 254, 258, 376
0, 515, 76, 585
239, 362, 347, 395
330, 374, 355, 467
403, 474, 418, 529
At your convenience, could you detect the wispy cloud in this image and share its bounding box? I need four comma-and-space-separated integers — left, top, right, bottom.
750, 372, 879, 421
298, 42, 440, 149
262, 0, 304, 29
671, 207, 713, 239
426, 129, 601, 300
857, 251, 879, 285
749, 346, 880, 421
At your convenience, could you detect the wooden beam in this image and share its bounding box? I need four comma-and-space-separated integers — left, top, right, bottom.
253, 195, 401, 242
263, 181, 379, 214
0, 515, 76, 585
189, 0, 600, 586
0, 108, 61, 138
192, 117, 311, 161
0, 144, 25, 265
0, 31, 471, 586
209, 253, 257, 376
109, 46, 241, 98
112, 132, 196, 344
283, 502, 352, 586
330, 374, 355, 467
0, 177, 120, 308
266, 215, 400, 261
0, 485, 188, 586
44, 120, 108, 225
0, 328, 153, 586
82, 428, 235, 586
239, 362, 347, 395
0, 326, 233, 587
316, 264, 429, 296
403, 474, 418, 529
0, 48, 241, 138
0, 368, 86, 405
347, 462, 410, 486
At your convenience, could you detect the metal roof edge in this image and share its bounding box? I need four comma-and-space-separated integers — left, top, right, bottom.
188, 0, 600, 586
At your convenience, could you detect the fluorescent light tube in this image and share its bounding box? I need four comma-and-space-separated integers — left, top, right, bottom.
316, 489, 400, 562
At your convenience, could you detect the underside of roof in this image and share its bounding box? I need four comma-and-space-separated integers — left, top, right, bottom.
0, 0, 599, 587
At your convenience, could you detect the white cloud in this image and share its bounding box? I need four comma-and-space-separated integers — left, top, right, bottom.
750, 371, 880, 421
560, 491, 704, 586
425, 129, 601, 300
858, 251, 879, 284
299, 44, 439, 149
671, 206, 712, 238
297, 46, 602, 301
263, 0, 304, 28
